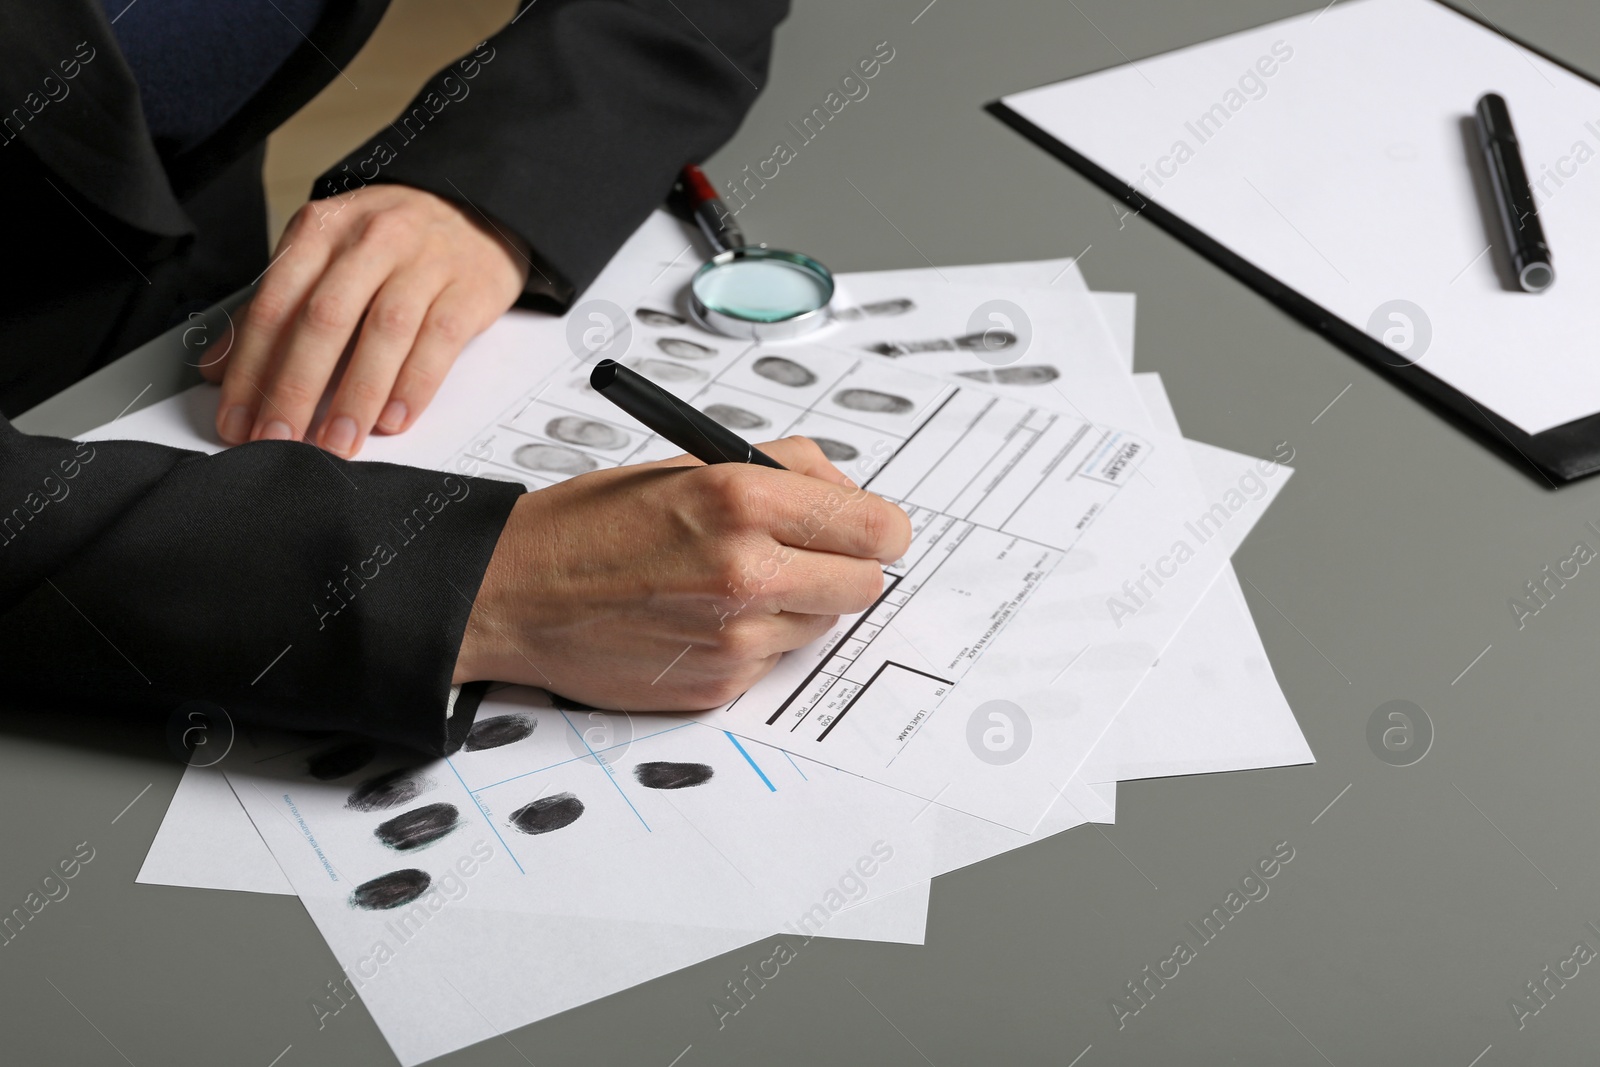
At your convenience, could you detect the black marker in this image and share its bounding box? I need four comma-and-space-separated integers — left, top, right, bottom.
1475, 92, 1554, 292
590, 359, 786, 470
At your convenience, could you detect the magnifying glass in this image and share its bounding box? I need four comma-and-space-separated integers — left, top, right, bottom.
676, 164, 834, 341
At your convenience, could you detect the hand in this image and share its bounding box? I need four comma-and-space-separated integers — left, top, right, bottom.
204, 184, 530, 457
453, 436, 913, 710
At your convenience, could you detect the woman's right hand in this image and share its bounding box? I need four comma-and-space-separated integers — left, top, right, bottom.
452, 436, 912, 710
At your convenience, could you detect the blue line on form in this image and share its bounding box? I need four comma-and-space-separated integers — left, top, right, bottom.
560, 710, 651, 831
471, 722, 696, 794
445, 756, 524, 874
725, 732, 776, 791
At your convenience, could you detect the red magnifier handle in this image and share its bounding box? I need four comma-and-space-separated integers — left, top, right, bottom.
677, 164, 744, 255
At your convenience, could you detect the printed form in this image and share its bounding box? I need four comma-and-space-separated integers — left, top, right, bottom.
726, 383, 1145, 758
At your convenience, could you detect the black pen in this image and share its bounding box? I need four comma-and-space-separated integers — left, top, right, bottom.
1475, 92, 1554, 292
590, 359, 786, 470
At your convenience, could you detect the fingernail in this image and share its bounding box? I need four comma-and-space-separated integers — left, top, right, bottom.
257, 420, 295, 441
378, 399, 407, 432
219, 405, 250, 443
322, 415, 359, 456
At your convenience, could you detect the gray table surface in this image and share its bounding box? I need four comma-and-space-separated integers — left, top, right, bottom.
9, 1, 1600, 1064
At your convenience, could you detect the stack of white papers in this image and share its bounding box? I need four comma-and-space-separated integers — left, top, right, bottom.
99, 212, 1313, 1064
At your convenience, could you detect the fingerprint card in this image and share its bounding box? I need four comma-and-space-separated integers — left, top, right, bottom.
223, 688, 934, 933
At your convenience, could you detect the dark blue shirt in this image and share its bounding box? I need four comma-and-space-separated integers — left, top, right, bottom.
98, 0, 330, 154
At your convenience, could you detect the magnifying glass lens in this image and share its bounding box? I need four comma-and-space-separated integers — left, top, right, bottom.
689, 248, 834, 340
696, 258, 828, 321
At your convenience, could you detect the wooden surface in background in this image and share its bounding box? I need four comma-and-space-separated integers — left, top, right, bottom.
262, 0, 514, 240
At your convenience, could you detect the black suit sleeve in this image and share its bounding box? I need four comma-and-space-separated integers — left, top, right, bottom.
0, 417, 523, 755
312, 0, 789, 306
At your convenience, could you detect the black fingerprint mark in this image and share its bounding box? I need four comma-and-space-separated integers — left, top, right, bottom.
954, 330, 1017, 351
834, 388, 914, 415
834, 298, 914, 322
705, 403, 769, 431
956, 365, 1060, 386
350, 869, 431, 911
545, 416, 628, 450
752, 355, 817, 388
306, 741, 378, 781
375, 803, 461, 852
346, 769, 435, 813
509, 792, 585, 835
513, 442, 597, 475
810, 437, 859, 463
657, 337, 716, 360
629, 358, 706, 383
632, 761, 715, 790
864, 338, 952, 357
636, 307, 686, 328
464, 713, 537, 752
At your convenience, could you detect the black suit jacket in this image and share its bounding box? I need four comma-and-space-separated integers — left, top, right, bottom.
0, 0, 785, 753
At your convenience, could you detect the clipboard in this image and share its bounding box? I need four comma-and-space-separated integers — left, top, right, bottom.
988, 0, 1600, 484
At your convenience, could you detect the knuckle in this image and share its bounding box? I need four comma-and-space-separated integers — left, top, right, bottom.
289, 208, 335, 245
714, 621, 769, 666
709, 544, 759, 597
751, 556, 796, 602
369, 298, 419, 338
698, 466, 763, 530
303, 291, 354, 333
423, 308, 471, 346
788, 434, 826, 463
270, 376, 322, 412
360, 210, 408, 247
286, 204, 320, 236
396, 361, 444, 399
245, 289, 291, 331
338, 376, 388, 411
396, 367, 448, 409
